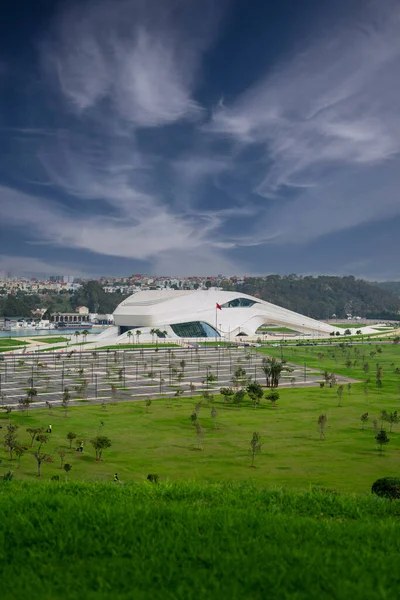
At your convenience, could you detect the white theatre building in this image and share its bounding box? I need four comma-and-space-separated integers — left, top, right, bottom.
104, 289, 336, 342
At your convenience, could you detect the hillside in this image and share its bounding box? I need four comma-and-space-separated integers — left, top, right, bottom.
221, 275, 400, 320
0, 481, 399, 600
372, 281, 400, 298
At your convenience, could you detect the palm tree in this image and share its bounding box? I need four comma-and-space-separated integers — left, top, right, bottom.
162, 330, 168, 343
74, 331, 81, 344
82, 329, 89, 344
127, 330, 133, 344
150, 328, 157, 344
136, 330, 142, 345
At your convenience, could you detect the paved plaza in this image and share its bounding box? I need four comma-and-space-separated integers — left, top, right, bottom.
0, 345, 334, 411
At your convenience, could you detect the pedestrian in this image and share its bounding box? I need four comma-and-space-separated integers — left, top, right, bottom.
114, 473, 119, 482
47, 425, 52, 434
78, 441, 84, 453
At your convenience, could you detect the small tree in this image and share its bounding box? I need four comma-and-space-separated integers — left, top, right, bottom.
360, 412, 369, 430
189, 382, 196, 398
24, 387, 38, 413
45, 401, 53, 415
58, 448, 66, 469
4, 424, 19, 460
384, 411, 399, 433
111, 384, 118, 405
15, 444, 28, 468
26, 427, 44, 447
63, 463, 72, 481
195, 420, 204, 450
266, 390, 279, 407
317, 414, 327, 440
337, 385, 344, 407
66, 431, 77, 449
211, 405, 218, 429
190, 411, 198, 426
232, 366, 248, 389
249, 432, 262, 467
33, 448, 52, 477
375, 429, 390, 453
220, 387, 234, 404
246, 381, 263, 410
90, 435, 112, 461
62, 387, 71, 417
36, 433, 49, 451
233, 389, 245, 409
145, 398, 152, 413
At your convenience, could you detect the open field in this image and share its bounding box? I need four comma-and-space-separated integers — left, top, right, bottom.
34, 336, 70, 344
0, 338, 29, 353
262, 341, 400, 390
0, 344, 398, 492
0, 481, 399, 600
1, 384, 399, 492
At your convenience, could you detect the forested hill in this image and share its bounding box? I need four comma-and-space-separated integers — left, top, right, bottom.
221, 275, 400, 320
372, 281, 400, 298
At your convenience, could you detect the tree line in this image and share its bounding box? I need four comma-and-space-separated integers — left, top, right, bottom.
221, 275, 400, 320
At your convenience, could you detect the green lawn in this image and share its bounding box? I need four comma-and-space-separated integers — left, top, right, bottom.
1, 380, 399, 492
0, 338, 29, 353
260, 342, 400, 389
0, 481, 399, 600
36, 336, 70, 344
332, 323, 369, 329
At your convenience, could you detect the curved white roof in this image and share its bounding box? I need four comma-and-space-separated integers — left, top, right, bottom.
113, 290, 335, 337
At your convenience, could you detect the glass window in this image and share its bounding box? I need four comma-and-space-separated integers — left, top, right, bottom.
220, 297, 259, 308
119, 325, 141, 335
171, 321, 220, 338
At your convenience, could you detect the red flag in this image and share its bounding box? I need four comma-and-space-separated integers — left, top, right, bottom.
216, 303, 222, 310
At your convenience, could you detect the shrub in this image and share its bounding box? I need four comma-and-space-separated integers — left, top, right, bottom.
371, 477, 400, 500
147, 473, 159, 484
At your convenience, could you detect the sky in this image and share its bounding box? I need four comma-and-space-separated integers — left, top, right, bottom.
0, 0, 399, 280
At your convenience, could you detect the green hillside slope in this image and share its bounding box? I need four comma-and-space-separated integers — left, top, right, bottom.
0, 481, 399, 600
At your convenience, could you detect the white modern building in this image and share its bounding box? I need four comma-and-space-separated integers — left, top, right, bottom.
105, 289, 336, 341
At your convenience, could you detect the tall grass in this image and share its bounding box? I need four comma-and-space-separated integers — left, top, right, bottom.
0, 481, 399, 600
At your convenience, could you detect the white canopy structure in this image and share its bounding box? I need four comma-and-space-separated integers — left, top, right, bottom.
107, 289, 336, 340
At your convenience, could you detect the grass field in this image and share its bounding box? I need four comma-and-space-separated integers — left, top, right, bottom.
1, 344, 400, 599
262, 341, 400, 391
1, 380, 399, 492
36, 336, 70, 344
0, 338, 29, 353
0, 481, 399, 600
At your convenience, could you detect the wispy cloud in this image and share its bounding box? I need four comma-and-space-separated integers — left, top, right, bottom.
44, 0, 224, 128
207, 0, 400, 244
